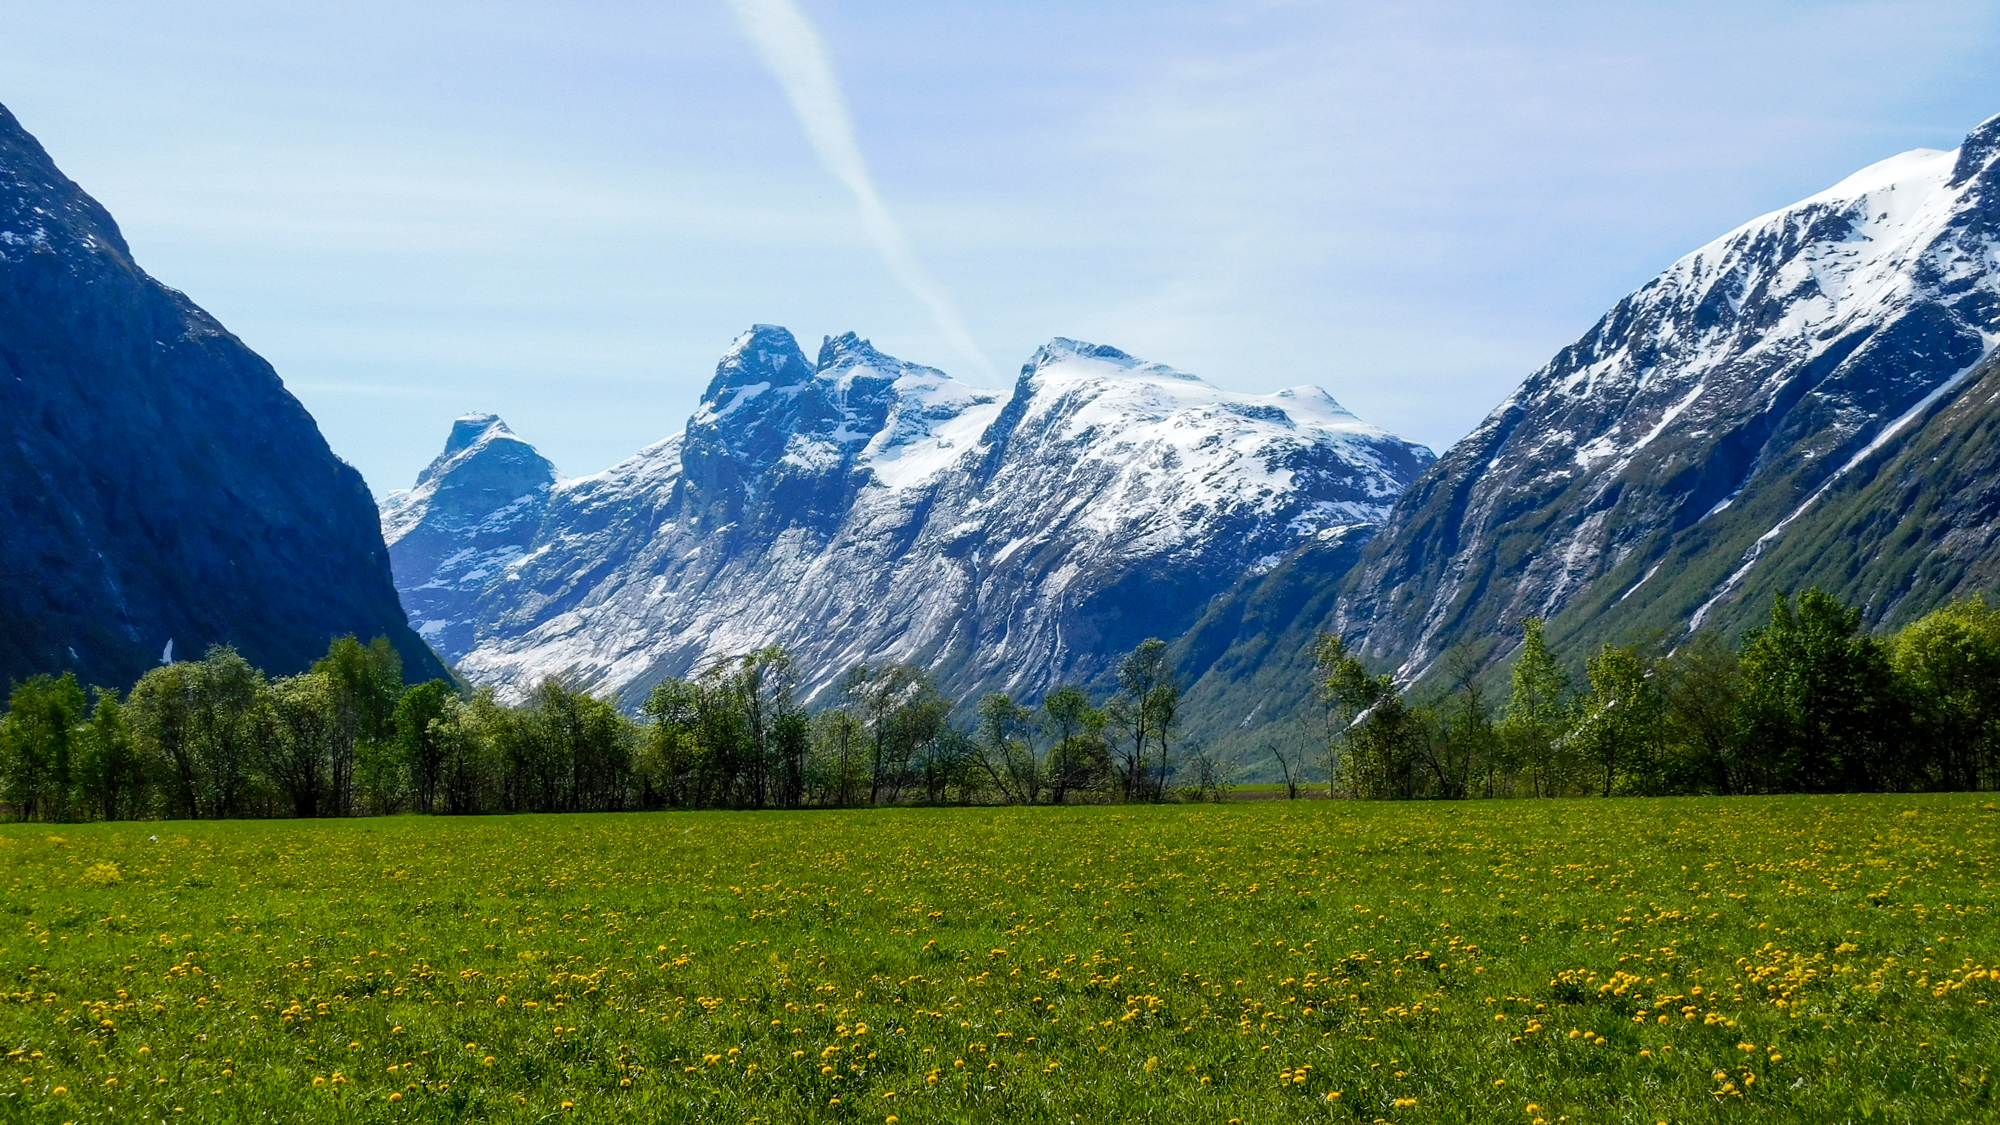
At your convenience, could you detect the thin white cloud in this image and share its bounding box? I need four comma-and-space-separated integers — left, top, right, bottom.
724, 0, 994, 380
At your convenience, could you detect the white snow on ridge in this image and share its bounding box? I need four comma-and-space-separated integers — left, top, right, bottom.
398, 331, 1433, 705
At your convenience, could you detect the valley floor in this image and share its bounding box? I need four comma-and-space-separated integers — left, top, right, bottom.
1, 796, 1995, 1122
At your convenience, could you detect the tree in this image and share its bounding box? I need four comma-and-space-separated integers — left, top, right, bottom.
263, 672, 335, 818
1269, 741, 1305, 800
395, 680, 458, 815
126, 646, 264, 819
1501, 618, 1571, 797
75, 688, 142, 820
976, 692, 1038, 804
1110, 638, 1170, 801
1, 672, 88, 821
640, 678, 707, 808
1042, 684, 1106, 804
1892, 596, 2000, 791
1739, 589, 1898, 793
809, 708, 868, 807
1435, 643, 1501, 798
1315, 634, 1425, 799
1573, 643, 1659, 797
313, 636, 404, 817
444, 689, 506, 815
524, 678, 632, 812
1655, 632, 1744, 794
1147, 682, 1181, 803
841, 662, 929, 805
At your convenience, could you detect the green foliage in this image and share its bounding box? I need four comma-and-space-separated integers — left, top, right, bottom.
1315, 590, 2000, 800
1738, 590, 1902, 793
1574, 643, 1661, 797
1107, 637, 1178, 802
394, 679, 458, 815
9, 594, 1997, 823
1502, 617, 1572, 797
1041, 684, 1109, 803
0, 671, 88, 821
1890, 595, 2000, 791
74, 688, 139, 821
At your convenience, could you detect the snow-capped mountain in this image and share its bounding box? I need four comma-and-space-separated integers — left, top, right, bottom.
1332, 111, 2000, 678
379, 414, 557, 662
385, 327, 1433, 705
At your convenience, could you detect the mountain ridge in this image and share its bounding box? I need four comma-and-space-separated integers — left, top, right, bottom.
0, 101, 445, 688
385, 327, 1433, 707
1325, 113, 2000, 685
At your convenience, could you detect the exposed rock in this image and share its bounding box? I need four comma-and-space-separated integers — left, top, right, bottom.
0, 101, 444, 688
386, 327, 1433, 706
1333, 113, 2000, 679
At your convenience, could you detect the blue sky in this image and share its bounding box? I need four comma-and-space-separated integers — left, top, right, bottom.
6, 1, 1999, 494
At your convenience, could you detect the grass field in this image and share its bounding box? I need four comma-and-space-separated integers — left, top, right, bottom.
1, 796, 1996, 1123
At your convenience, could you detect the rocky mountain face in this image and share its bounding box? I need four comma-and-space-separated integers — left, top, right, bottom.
0, 102, 446, 688
384, 327, 1433, 706
1327, 112, 2000, 682
379, 414, 557, 663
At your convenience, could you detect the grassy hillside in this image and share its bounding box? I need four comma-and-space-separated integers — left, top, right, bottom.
2, 796, 1995, 1122
1170, 526, 1375, 776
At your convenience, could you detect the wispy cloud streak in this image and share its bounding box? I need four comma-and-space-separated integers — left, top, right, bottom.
725, 0, 992, 380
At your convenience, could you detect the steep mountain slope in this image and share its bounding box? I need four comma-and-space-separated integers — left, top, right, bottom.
379, 414, 557, 663
0, 102, 445, 688
387, 327, 1432, 706
1736, 345, 2000, 625
1167, 523, 1376, 769
1332, 112, 2000, 679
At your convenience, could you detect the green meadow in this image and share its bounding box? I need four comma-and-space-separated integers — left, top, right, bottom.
1, 795, 1995, 1123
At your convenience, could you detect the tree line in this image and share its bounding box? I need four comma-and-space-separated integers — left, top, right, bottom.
1317, 589, 2000, 799
0, 635, 1206, 821
8, 586, 1995, 821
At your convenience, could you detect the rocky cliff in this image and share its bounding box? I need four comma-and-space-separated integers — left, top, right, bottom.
1331, 113, 2000, 680
0, 101, 445, 688
385, 327, 1433, 706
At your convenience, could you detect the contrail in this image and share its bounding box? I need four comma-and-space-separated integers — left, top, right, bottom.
724, 0, 994, 380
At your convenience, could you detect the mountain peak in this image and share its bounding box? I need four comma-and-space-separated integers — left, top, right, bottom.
416, 412, 541, 488
705, 325, 813, 402
2, 98, 442, 686
1026, 337, 1206, 383
1950, 110, 2000, 188
381, 415, 559, 661
439, 412, 508, 460
816, 330, 892, 372
1334, 105, 2000, 683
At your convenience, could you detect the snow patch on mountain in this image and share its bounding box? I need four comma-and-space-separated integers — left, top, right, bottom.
386, 328, 1433, 706
1336, 111, 2000, 679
